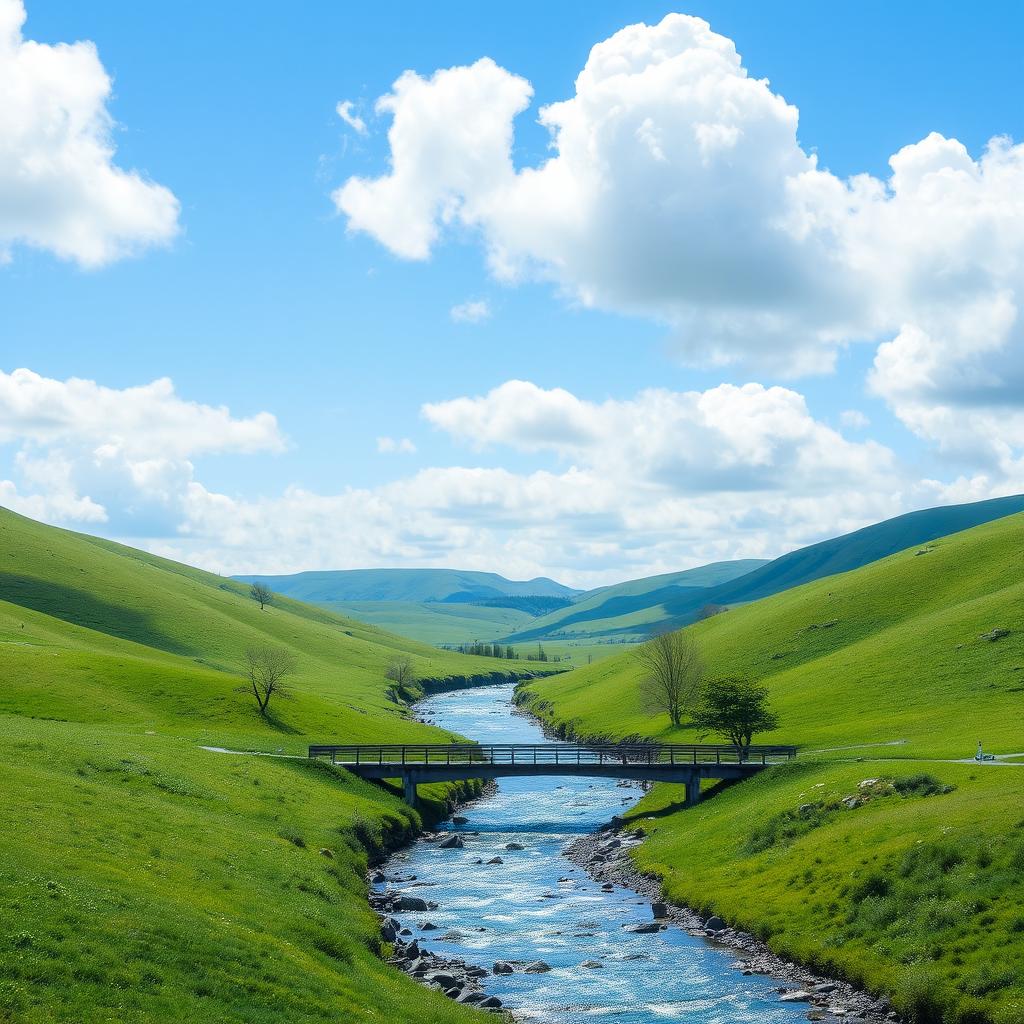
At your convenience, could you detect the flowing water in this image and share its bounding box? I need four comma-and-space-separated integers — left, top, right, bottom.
375, 684, 811, 1023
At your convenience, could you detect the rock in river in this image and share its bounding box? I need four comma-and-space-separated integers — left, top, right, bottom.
438, 834, 464, 849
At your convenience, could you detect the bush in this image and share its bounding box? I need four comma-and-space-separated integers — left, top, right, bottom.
893, 773, 955, 798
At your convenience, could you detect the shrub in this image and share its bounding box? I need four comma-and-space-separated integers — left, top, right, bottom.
893, 773, 955, 798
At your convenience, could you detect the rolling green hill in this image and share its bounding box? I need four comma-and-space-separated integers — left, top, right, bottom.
0, 507, 547, 1024
506, 493, 1024, 644
234, 567, 580, 604
519, 511, 1024, 1023
503, 559, 766, 643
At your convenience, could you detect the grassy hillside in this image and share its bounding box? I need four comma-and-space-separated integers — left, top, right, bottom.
0, 507, 543, 1023
520, 509, 1024, 756
234, 567, 580, 603
503, 558, 766, 643
519, 511, 1024, 1023
510, 494, 1024, 644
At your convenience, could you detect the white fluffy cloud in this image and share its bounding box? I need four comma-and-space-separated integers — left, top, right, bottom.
0, 368, 283, 535
424, 379, 894, 495
450, 298, 490, 323
333, 13, 1024, 473
0, 0, 179, 266
0, 369, 989, 586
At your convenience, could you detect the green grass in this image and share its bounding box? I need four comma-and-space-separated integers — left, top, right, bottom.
627, 761, 1024, 1024
0, 506, 549, 1022
519, 511, 1024, 1023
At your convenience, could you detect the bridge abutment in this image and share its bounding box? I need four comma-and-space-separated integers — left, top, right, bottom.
403, 773, 418, 806
685, 774, 701, 807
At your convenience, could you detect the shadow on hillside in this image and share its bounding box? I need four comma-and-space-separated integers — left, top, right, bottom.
632, 778, 739, 821
0, 574, 193, 657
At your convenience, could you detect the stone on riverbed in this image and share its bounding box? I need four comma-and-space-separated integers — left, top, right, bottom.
505, 842, 525, 850
524, 960, 551, 973
437, 834, 464, 849
486, 856, 503, 864
651, 902, 668, 918
581, 960, 604, 969
780, 990, 813, 1003
705, 916, 726, 931
492, 961, 515, 974
623, 921, 663, 934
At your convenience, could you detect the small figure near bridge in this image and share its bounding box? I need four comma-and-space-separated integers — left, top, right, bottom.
976, 740, 996, 762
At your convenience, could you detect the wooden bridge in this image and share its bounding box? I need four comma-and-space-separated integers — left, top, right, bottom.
308, 742, 798, 806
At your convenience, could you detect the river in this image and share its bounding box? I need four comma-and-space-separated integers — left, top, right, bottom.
374, 683, 813, 1023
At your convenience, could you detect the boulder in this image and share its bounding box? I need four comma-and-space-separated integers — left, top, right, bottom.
780, 990, 813, 1003
651, 902, 668, 919
452, 815, 469, 824
438, 834, 464, 849
457, 991, 487, 1004
419, 922, 438, 931
505, 842, 525, 851
479, 996, 503, 1009
492, 961, 515, 974
397, 896, 429, 912
705, 916, 726, 931
380, 918, 399, 942
486, 857, 503, 865
623, 921, 663, 934
424, 972, 459, 989
524, 961, 551, 973
580, 960, 604, 969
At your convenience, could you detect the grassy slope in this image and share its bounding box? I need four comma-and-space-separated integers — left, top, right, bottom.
520, 512, 1024, 1023
503, 558, 766, 643
0, 507, 538, 1023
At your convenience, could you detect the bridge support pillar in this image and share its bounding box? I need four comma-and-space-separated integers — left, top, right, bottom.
685, 774, 701, 808
403, 774, 418, 806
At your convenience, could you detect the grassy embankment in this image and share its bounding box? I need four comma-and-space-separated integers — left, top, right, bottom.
0, 507, 545, 1024
519, 513, 1024, 1024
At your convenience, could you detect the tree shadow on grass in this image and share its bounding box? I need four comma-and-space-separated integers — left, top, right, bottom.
0, 573, 193, 657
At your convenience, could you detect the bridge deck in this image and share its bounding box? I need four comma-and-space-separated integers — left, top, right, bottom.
309, 743, 796, 806
308, 742, 796, 767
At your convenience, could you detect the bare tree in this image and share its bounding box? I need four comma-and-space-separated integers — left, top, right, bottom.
249, 582, 273, 611
385, 656, 417, 693
635, 629, 704, 728
245, 645, 296, 716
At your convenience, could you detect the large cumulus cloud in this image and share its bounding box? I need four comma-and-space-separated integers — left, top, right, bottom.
0, 0, 179, 266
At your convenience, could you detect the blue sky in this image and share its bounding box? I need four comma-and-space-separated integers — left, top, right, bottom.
3, 1, 1024, 585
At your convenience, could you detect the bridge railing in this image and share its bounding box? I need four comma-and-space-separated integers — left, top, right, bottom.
308, 742, 797, 767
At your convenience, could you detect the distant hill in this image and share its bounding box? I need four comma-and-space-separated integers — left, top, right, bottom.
504, 493, 1024, 643
234, 567, 580, 604
503, 559, 767, 643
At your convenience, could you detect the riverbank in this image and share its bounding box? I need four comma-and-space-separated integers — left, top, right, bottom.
565, 826, 899, 1023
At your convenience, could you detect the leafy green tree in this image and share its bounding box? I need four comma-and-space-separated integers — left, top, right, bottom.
249, 581, 273, 610
692, 676, 778, 757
